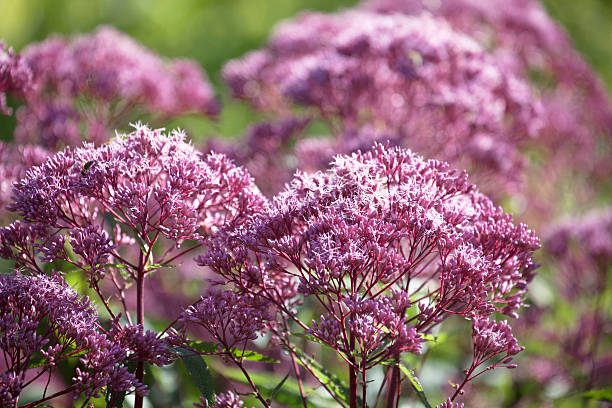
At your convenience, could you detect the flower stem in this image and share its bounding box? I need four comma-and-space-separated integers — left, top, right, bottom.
134, 253, 145, 408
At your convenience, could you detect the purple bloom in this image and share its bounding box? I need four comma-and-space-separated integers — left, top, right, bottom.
472, 317, 524, 370
181, 287, 272, 349
110, 322, 176, 367
435, 399, 464, 408
200, 143, 538, 379
222, 10, 542, 194
213, 391, 244, 408
0, 272, 142, 402
14, 26, 217, 149
362, 0, 612, 201
7, 123, 265, 245
0, 42, 32, 115
544, 207, 612, 297
68, 225, 116, 283
207, 117, 310, 195
195, 391, 244, 408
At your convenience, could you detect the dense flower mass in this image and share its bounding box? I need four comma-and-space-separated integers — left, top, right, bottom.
6, 123, 265, 246
221, 10, 542, 194
207, 117, 311, 195
181, 288, 273, 348
1, 124, 266, 406
362, 0, 612, 185
545, 207, 612, 296
195, 391, 244, 408
0, 143, 48, 217
14, 26, 218, 149
0, 272, 142, 403
199, 143, 539, 399
2, 1, 605, 405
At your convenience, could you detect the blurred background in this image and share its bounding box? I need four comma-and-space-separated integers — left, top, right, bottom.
1, 0, 612, 140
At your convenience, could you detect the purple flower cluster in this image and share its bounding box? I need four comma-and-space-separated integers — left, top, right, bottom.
0, 272, 142, 404
181, 288, 273, 348
195, 391, 244, 408
1, 124, 266, 406
207, 117, 311, 195
198, 143, 539, 399
362, 0, 612, 196
545, 207, 612, 297
3, 2, 589, 404
472, 317, 524, 370
6, 123, 264, 246
110, 322, 176, 367
534, 208, 612, 390
435, 399, 464, 408
0, 143, 48, 219
14, 26, 218, 149
220, 10, 542, 194
0, 42, 31, 115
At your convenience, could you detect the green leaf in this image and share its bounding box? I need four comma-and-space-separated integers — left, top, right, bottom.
188, 340, 279, 363
175, 347, 215, 405
104, 263, 129, 269
581, 388, 612, 402
420, 333, 448, 344
396, 362, 431, 408
268, 372, 291, 400
290, 346, 353, 407
146, 263, 176, 269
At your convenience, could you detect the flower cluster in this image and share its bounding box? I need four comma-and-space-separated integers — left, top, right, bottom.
362, 0, 612, 207
533, 208, 612, 391
181, 287, 273, 348
1, 124, 265, 407
545, 207, 612, 297
110, 322, 176, 367
220, 10, 542, 194
195, 391, 244, 408
15, 26, 218, 149
207, 117, 310, 195
199, 143, 539, 400
0, 42, 31, 115
435, 399, 465, 408
0, 143, 48, 219
0, 272, 142, 404
7, 123, 264, 245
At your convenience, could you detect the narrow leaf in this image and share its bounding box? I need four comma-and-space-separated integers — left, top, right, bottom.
268, 372, 291, 400
188, 340, 279, 363
175, 347, 215, 405
397, 362, 432, 408
290, 346, 353, 407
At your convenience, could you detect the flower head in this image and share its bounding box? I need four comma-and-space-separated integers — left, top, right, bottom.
15, 27, 218, 149
201, 143, 538, 363
222, 10, 542, 194
0, 272, 142, 401
7, 124, 265, 246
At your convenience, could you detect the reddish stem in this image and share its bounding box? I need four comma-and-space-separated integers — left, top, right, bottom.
134, 252, 145, 408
